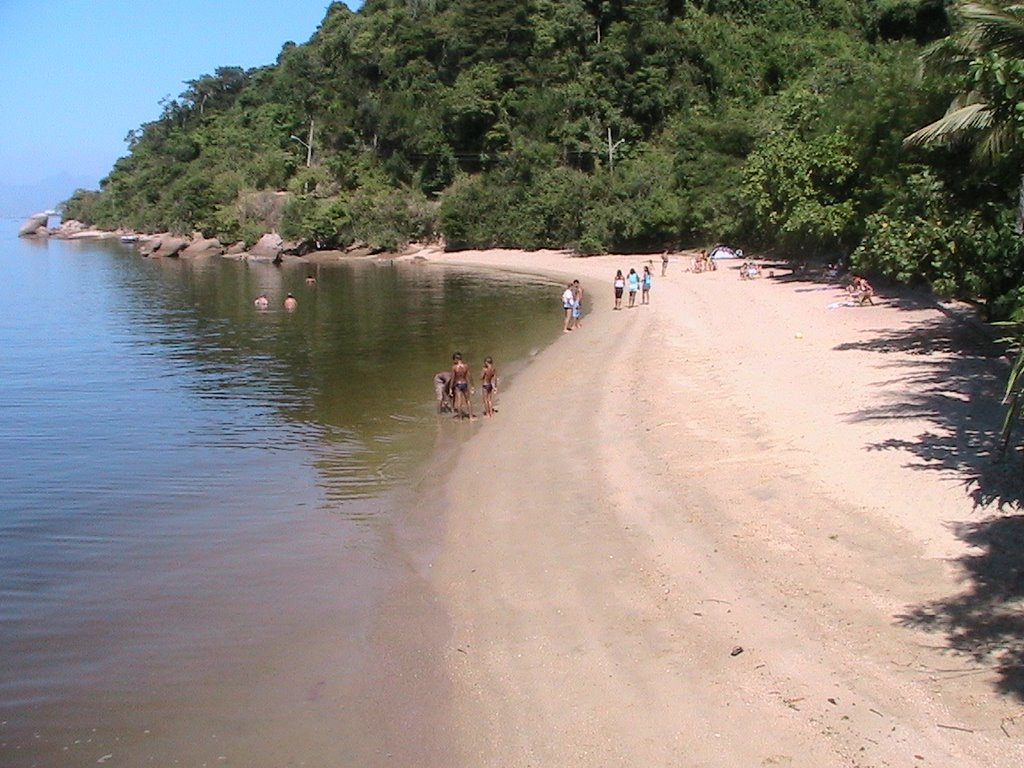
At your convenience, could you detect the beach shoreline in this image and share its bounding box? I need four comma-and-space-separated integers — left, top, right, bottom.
381, 245, 1023, 766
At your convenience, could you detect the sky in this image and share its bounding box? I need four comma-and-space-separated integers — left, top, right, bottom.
0, 1, 360, 216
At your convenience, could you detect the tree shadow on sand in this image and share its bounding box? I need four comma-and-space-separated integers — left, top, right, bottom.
897, 515, 1024, 700
834, 310, 1017, 508
830, 302, 1024, 700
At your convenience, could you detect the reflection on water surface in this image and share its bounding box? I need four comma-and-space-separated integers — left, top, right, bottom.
0, 234, 562, 766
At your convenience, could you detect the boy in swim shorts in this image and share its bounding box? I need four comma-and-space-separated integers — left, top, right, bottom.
450, 352, 473, 419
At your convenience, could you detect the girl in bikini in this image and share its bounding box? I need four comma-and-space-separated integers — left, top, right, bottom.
481, 357, 497, 417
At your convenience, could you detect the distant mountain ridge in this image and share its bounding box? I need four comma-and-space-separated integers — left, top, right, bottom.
62, 0, 946, 251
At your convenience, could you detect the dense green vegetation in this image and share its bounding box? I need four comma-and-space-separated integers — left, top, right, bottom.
60, 1, 1024, 320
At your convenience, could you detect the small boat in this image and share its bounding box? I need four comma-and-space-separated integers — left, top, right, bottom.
119, 234, 139, 243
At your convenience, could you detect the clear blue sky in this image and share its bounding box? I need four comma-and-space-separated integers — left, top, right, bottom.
0, 1, 359, 211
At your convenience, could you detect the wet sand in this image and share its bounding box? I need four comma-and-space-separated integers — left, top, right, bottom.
394, 246, 1024, 767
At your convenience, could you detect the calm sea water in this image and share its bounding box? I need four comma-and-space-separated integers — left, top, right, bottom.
0, 228, 563, 766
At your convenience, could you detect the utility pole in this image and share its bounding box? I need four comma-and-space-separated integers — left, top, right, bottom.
290, 118, 314, 167
607, 127, 624, 172
305, 119, 314, 168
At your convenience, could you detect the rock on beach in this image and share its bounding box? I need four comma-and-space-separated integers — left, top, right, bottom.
17, 212, 49, 238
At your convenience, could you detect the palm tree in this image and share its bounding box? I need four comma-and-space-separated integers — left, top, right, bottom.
904, 3, 1024, 459
904, 2, 1024, 231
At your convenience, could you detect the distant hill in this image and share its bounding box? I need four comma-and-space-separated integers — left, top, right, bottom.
57, 0, 1024, 320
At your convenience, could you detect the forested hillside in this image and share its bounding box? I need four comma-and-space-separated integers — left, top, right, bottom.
61, 1, 1024, 320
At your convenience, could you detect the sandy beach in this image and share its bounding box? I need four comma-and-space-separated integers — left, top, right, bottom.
386, 246, 1024, 767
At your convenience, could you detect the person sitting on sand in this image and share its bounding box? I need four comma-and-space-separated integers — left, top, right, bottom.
481, 357, 497, 417
450, 352, 473, 419
434, 370, 453, 413
254, 294, 269, 309
739, 262, 761, 280
284, 293, 298, 311
693, 249, 710, 273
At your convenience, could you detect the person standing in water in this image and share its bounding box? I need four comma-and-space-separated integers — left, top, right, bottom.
434, 370, 453, 413
480, 357, 497, 417
450, 352, 473, 419
283, 293, 298, 311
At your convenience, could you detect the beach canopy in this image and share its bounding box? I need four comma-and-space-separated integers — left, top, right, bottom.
710, 245, 743, 260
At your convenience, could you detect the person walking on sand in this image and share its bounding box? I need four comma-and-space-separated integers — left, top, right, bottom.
562, 282, 575, 332
450, 352, 473, 419
480, 357, 497, 417
641, 265, 652, 305
613, 270, 625, 310
571, 279, 584, 329
661, 250, 669, 276
627, 268, 639, 308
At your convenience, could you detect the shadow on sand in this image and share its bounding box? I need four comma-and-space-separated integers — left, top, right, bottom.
776, 265, 1024, 700
898, 515, 1024, 700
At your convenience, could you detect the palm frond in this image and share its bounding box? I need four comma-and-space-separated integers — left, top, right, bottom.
903, 101, 995, 148
998, 339, 1024, 455
999, 393, 1023, 455
974, 119, 1019, 162
918, 32, 973, 74
959, 2, 1024, 58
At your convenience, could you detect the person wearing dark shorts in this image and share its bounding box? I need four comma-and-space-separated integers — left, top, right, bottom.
481, 357, 497, 417
613, 270, 625, 310
450, 352, 473, 419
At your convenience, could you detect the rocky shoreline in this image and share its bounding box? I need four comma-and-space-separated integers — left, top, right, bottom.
17, 212, 398, 262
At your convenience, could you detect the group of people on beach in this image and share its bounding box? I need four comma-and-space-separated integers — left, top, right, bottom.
434, 352, 497, 420
691, 249, 717, 274
613, 265, 653, 309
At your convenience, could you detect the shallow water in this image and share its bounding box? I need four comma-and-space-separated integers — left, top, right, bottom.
0, 231, 563, 766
